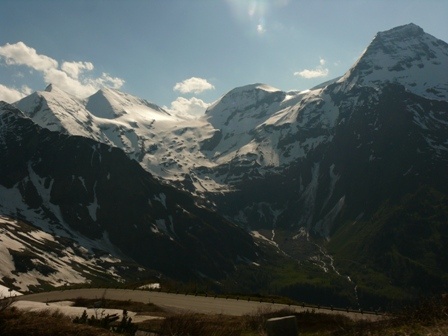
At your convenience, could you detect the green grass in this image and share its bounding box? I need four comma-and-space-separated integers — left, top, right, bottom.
327, 187, 448, 308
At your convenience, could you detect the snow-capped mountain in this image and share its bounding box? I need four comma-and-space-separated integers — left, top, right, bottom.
15, 85, 211, 181
190, 23, 448, 233
1, 23, 448, 305
9, 23, 448, 235
6, 24, 448, 236
15, 84, 102, 138
0, 102, 258, 288
85, 87, 171, 120
337, 23, 448, 100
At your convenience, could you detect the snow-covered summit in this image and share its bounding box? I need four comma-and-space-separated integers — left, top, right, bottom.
85, 87, 172, 121
207, 83, 281, 108
14, 84, 100, 137
205, 83, 285, 128
338, 23, 448, 100
222, 83, 281, 95
375, 22, 424, 41
239, 83, 281, 93
199, 84, 287, 165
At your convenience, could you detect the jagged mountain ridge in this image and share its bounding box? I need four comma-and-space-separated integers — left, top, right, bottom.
14, 85, 211, 181
195, 23, 448, 235
10, 23, 448, 235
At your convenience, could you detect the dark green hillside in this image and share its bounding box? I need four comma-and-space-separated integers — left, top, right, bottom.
328, 187, 448, 308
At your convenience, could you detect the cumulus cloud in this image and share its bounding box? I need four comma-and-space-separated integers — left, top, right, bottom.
61, 61, 94, 79
91, 72, 125, 89
0, 42, 57, 72
0, 42, 125, 98
294, 58, 329, 79
173, 77, 215, 94
165, 97, 210, 118
0, 84, 31, 103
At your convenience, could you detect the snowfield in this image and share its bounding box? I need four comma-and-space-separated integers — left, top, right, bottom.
12, 24, 448, 196
0, 215, 128, 292
0, 284, 22, 299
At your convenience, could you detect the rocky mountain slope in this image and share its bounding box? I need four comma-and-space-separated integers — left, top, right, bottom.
198, 23, 448, 236
0, 213, 142, 292
0, 102, 258, 290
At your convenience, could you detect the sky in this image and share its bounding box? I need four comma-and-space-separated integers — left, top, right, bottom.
0, 0, 447, 116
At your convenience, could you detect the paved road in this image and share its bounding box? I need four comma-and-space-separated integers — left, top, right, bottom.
12, 288, 385, 321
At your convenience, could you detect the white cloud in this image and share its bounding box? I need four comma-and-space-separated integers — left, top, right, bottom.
173, 77, 215, 94
294, 58, 329, 79
0, 84, 25, 103
61, 61, 94, 79
42, 67, 95, 97
165, 97, 210, 118
295, 68, 329, 79
22, 85, 32, 95
0, 42, 57, 72
91, 72, 125, 89
0, 42, 125, 98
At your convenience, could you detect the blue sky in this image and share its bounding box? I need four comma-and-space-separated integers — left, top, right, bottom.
1, 0, 447, 116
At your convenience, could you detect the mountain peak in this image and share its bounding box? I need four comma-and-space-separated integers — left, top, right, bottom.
208, 82, 281, 105
375, 23, 424, 41
85, 88, 126, 119
227, 83, 281, 95
44, 83, 53, 92
206, 83, 284, 116
39, 84, 78, 99
366, 23, 426, 53
204, 83, 286, 139
337, 23, 448, 100
86, 87, 171, 120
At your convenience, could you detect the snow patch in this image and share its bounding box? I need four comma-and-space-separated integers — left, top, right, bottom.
138, 283, 161, 290
0, 284, 22, 299
153, 193, 167, 208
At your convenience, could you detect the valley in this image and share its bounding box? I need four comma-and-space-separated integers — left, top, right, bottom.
0, 23, 447, 311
